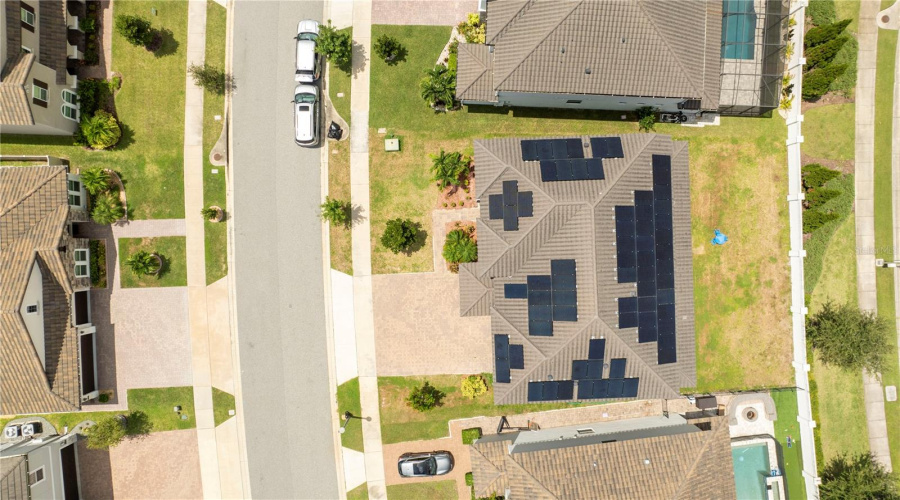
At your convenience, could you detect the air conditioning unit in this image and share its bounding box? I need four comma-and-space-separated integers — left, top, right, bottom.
4, 425, 20, 439
21, 422, 43, 437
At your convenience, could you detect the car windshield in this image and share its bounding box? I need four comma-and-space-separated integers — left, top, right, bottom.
413, 458, 435, 476
295, 93, 316, 104
297, 33, 318, 41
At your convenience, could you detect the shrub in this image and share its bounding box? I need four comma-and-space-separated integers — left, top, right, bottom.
420, 65, 456, 108
829, 36, 858, 96
443, 229, 477, 263
802, 163, 841, 189
90, 193, 125, 225
465, 472, 474, 486
807, 302, 891, 373
76, 78, 112, 117
806, 188, 840, 209
381, 218, 419, 254
448, 40, 459, 72
406, 381, 445, 412
461, 375, 488, 399
805, 18, 851, 48
80, 167, 110, 195
803, 209, 840, 233
85, 415, 126, 449
803, 174, 853, 292
81, 16, 97, 35
317, 21, 352, 70
819, 453, 899, 499
430, 150, 470, 190
802, 64, 847, 100
374, 34, 403, 63
126, 250, 160, 276
805, 36, 849, 70
807, 0, 836, 27
80, 111, 121, 150
636, 106, 656, 132
462, 427, 483, 445
189, 63, 226, 95
114, 14, 153, 47
98, 392, 110, 403
201, 206, 219, 220
89, 239, 106, 287
320, 196, 351, 226
458, 13, 485, 44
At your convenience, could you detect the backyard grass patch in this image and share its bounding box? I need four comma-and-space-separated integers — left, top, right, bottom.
203, 1, 228, 285
337, 377, 364, 452
118, 236, 188, 287
770, 389, 807, 500
2, 0, 189, 219
329, 138, 353, 274
347, 483, 369, 500
212, 387, 236, 427
385, 480, 456, 500
801, 105, 855, 161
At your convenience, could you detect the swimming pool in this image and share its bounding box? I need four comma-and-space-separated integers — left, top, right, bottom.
732, 443, 770, 499
722, 0, 757, 60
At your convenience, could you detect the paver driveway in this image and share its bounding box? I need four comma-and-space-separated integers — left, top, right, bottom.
373, 0, 478, 25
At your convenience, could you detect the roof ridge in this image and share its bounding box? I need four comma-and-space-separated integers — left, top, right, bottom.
457, 44, 490, 98
470, 444, 503, 495
487, 0, 538, 45
671, 420, 726, 498
0, 167, 65, 218
505, 455, 558, 499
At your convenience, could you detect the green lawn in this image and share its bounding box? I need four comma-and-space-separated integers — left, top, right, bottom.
385, 480, 456, 500
369, 25, 792, 391
1, 0, 189, 219
0, 387, 197, 435
212, 387, 236, 427
770, 389, 807, 500
118, 236, 188, 287
202, 1, 228, 285
834, 0, 861, 35
337, 378, 363, 452
347, 483, 369, 500
379, 374, 591, 444
802, 104, 855, 161
328, 29, 352, 125
329, 138, 353, 274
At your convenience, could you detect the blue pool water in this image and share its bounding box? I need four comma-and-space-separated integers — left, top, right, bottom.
732, 443, 770, 499
722, 0, 757, 60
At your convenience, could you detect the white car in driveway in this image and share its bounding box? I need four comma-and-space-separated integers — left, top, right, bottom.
295, 19, 321, 83
294, 84, 319, 147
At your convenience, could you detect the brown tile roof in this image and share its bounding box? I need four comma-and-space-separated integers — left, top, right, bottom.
0, 455, 28, 500
460, 134, 696, 405
0, 53, 35, 127
39, 0, 69, 85
460, 0, 722, 109
0, 166, 81, 415
456, 43, 495, 103
471, 416, 736, 499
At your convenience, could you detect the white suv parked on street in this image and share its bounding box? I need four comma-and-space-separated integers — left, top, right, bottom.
295, 20, 321, 83
294, 85, 319, 147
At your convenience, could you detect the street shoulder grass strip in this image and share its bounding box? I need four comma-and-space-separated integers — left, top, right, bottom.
385, 480, 456, 500
801, 104, 855, 162
329, 138, 353, 274
347, 483, 369, 500
212, 386, 236, 427
118, 236, 188, 288
203, 1, 228, 285
337, 377, 363, 452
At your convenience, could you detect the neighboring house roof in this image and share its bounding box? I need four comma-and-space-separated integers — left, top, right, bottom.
458, 0, 722, 109
0, 166, 81, 414
0, 53, 36, 126
456, 43, 494, 103
470, 415, 736, 499
38, 0, 70, 85
459, 134, 696, 405
0, 455, 28, 500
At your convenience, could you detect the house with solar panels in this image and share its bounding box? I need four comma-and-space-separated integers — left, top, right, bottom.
456, 0, 789, 116
458, 134, 695, 404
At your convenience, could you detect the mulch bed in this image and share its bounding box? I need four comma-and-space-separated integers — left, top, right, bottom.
801, 153, 855, 175
443, 221, 477, 272
801, 92, 854, 112
436, 170, 476, 209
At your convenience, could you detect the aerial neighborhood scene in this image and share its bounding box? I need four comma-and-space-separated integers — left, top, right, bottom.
2, 0, 900, 498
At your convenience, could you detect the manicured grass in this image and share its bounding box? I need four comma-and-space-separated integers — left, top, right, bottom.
1, 0, 189, 219
337, 378, 364, 452
834, 0, 861, 35
202, 1, 228, 285
385, 480, 456, 500
802, 104, 855, 161
369, 25, 793, 390
329, 138, 353, 274
811, 357, 869, 461
461, 427, 482, 444
328, 30, 352, 125
212, 387, 236, 427
804, 174, 854, 294
810, 215, 857, 310
347, 483, 369, 500
378, 374, 591, 444
770, 389, 807, 500
118, 237, 188, 288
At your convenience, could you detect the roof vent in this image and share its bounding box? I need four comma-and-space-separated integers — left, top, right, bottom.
621, 37, 626, 43
576, 428, 595, 435
560, 46, 566, 53
643, 458, 651, 465
585, 67, 592, 75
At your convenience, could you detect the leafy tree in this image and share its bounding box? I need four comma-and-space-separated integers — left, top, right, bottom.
373, 34, 403, 63
430, 150, 470, 190
805, 36, 849, 70
85, 415, 126, 449
443, 229, 478, 264
819, 453, 900, 500
381, 218, 419, 254
803, 64, 847, 100
188, 63, 226, 95
316, 21, 352, 70
201, 206, 220, 220
406, 381, 445, 412
420, 65, 456, 108
80, 167, 109, 196
802, 163, 840, 190
90, 193, 125, 225
320, 196, 351, 226
636, 106, 657, 132
807, 301, 891, 373
805, 18, 851, 48
80, 111, 122, 150
126, 250, 160, 276
461, 375, 488, 399
114, 14, 153, 47
807, 0, 837, 27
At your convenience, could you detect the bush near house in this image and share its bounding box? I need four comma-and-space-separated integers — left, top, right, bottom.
79, 111, 122, 150
430, 150, 470, 189
443, 229, 477, 264
79, 167, 110, 195
381, 218, 419, 254
460, 375, 488, 399
457, 13, 485, 44
636, 106, 657, 132
406, 381, 445, 412
803, 163, 841, 190
420, 65, 456, 109
805, 36, 849, 70
90, 192, 125, 225
115, 14, 154, 48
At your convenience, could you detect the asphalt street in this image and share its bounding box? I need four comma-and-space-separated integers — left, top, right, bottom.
231, 1, 339, 498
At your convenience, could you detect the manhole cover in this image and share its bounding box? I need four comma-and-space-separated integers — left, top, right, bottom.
883, 15, 890, 23
213, 153, 222, 161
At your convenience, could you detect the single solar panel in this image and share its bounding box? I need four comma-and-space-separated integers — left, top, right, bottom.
509, 344, 524, 369
556, 160, 574, 181
618, 312, 639, 329
572, 360, 588, 380
587, 360, 603, 379
503, 204, 518, 231
586, 158, 604, 179
527, 275, 552, 290
529, 305, 553, 321
537, 140, 554, 160
521, 140, 539, 161
551, 259, 576, 275
588, 338, 606, 360
577, 380, 594, 399
638, 318, 658, 343
657, 303, 676, 321
540, 161, 558, 182
658, 332, 677, 350
529, 320, 553, 336
543, 381, 559, 400
496, 357, 510, 383
618, 297, 638, 314
658, 347, 677, 364
637, 278, 656, 297
494, 334, 509, 355
528, 382, 544, 401
572, 159, 589, 180
658, 318, 676, 336
617, 267, 637, 283
657, 271, 675, 289
635, 190, 654, 205
617, 247, 636, 269
639, 296, 656, 311
655, 216, 673, 231
518, 191, 533, 217
654, 199, 672, 217
652, 154, 671, 171
566, 138, 584, 158
607, 379, 624, 398
488, 194, 503, 220
551, 273, 576, 290
553, 290, 577, 307
609, 358, 627, 379
557, 380, 575, 400
636, 218, 655, 237
654, 183, 672, 201
503, 180, 518, 201
655, 241, 674, 261
592, 379, 609, 399
528, 290, 551, 306
552, 305, 577, 322
623, 378, 639, 397
635, 203, 654, 222
504, 283, 528, 299
615, 205, 635, 221
552, 139, 568, 159
658, 288, 675, 305
636, 236, 654, 253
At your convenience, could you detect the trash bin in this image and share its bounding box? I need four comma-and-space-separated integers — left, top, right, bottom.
327, 121, 343, 140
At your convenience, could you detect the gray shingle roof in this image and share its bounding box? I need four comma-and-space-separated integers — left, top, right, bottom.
460, 0, 722, 108
460, 134, 696, 405
0, 456, 28, 500
456, 43, 495, 103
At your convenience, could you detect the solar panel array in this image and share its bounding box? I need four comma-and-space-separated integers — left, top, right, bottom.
589, 137, 625, 159
488, 180, 533, 231
504, 259, 578, 336
494, 334, 525, 384
527, 380, 575, 401
614, 154, 677, 365
575, 356, 640, 399
520, 138, 617, 183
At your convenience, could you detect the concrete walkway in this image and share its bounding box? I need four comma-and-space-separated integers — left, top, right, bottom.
891, 4, 900, 400
111, 219, 187, 238
855, 0, 893, 473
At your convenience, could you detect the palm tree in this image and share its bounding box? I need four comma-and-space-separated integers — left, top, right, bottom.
420, 66, 456, 108
90, 193, 125, 225
430, 150, 469, 190
443, 229, 478, 263
126, 250, 160, 276
80, 167, 110, 195
80, 110, 121, 150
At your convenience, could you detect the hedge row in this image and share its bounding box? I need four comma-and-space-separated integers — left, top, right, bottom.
804, 174, 854, 294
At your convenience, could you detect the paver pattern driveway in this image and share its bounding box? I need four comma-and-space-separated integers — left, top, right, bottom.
373, 273, 491, 375
372, 0, 477, 25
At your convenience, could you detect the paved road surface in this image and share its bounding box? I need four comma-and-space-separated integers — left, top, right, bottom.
231, 1, 339, 498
